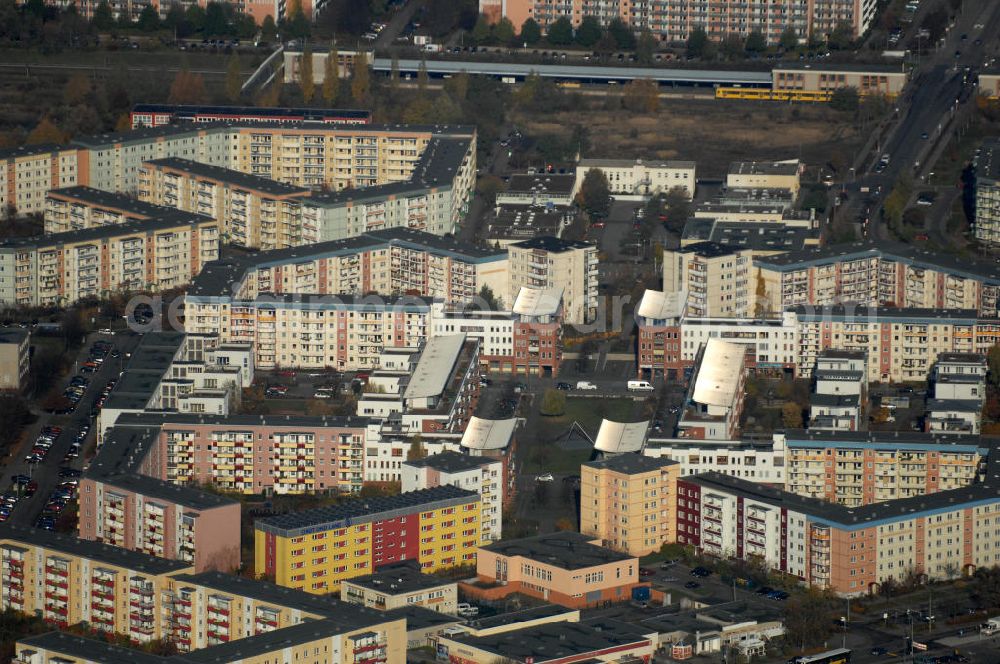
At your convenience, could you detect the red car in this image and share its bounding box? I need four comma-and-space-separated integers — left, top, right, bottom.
276, 370, 297, 378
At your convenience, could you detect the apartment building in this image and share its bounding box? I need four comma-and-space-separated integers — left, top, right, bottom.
0, 524, 192, 639
98, 332, 252, 436
678, 458, 1000, 596
508, 236, 597, 324
139, 158, 311, 250
129, 103, 372, 128
112, 412, 374, 496
925, 352, 986, 435
726, 160, 801, 196
254, 485, 482, 593
580, 454, 680, 556
0, 144, 79, 216
0, 212, 219, 307
644, 436, 787, 484
574, 158, 695, 198
402, 451, 503, 542
70, 123, 476, 215
808, 350, 866, 432
662, 242, 753, 318
44, 186, 176, 234
0, 329, 29, 390
974, 138, 1000, 244
357, 334, 482, 435
755, 241, 1000, 317
479, 0, 875, 46
772, 63, 908, 97
678, 339, 748, 441
467, 532, 640, 609
342, 561, 458, 614
780, 429, 984, 507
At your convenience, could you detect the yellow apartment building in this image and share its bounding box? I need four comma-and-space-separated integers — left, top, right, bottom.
581, 454, 680, 556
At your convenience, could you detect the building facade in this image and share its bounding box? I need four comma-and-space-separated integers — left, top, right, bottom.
772, 64, 908, 97
574, 158, 695, 198
44, 186, 177, 234
0, 144, 79, 216
0, 329, 29, 390
402, 451, 503, 542
507, 236, 597, 325
663, 242, 753, 318
975, 138, 1000, 244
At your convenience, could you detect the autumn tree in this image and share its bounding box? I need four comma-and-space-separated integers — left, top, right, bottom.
350, 55, 370, 103
753, 268, 767, 317
27, 116, 67, 145
168, 69, 208, 105
63, 72, 92, 105
299, 46, 315, 102
577, 168, 611, 219
417, 59, 429, 94
225, 52, 243, 103
257, 76, 282, 106
623, 78, 659, 113
635, 30, 657, 65
782, 401, 802, 429
322, 45, 339, 104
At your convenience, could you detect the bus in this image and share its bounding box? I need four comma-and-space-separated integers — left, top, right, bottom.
789, 649, 851, 664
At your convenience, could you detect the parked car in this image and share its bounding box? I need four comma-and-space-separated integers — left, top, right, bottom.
576, 381, 597, 390
535, 473, 555, 482
690, 567, 712, 577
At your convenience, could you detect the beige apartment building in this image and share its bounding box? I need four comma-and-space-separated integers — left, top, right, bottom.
507, 236, 598, 324
44, 186, 176, 234
0, 144, 79, 217
773, 63, 909, 97
0, 329, 29, 390
581, 454, 680, 557
755, 242, 1000, 318
0, 212, 219, 307
781, 430, 983, 507
479, 0, 876, 46
726, 159, 801, 196
663, 242, 753, 317
139, 158, 309, 250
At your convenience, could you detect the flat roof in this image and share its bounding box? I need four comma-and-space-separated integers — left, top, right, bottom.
114, 411, 372, 429
404, 449, 497, 473
674, 241, 742, 258
256, 486, 479, 537
594, 419, 649, 454
809, 393, 860, 408
681, 219, 819, 252
465, 604, 577, 632
787, 304, 982, 324
481, 532, 635, 570
143, 157, 311, 197
691, 339, 745, 407
342, 561, 455, 595
510, 235, 593, 253
47, 185, 175, 217
488, 204, 568, 241
978, 138, 1000, 181
938, 352, 987, 364
102, 332, 186, 411
0, 524, 192, 576
926, 398, 982, 412
0, 211, 214, 251
0, 143, 73, 160
15, 632, 168, 664
0, 328, 28, 344
403, 334, 467, 400
782, 429, 987, 451
505, 173, 576, 195
584, 453, 677, 474
461, 417, 517, 451
445, 618, 649, 663
132, 103, 371, 121
578, 157, 696, 170
774, 62, 908, 74
728, 159, 800, 177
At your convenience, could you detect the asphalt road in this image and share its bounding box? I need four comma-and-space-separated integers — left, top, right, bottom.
3, 330, 140, 528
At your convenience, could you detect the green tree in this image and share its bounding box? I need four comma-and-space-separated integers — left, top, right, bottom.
546, 16, 573, 46
635, 30, 657, 64
299, 46, 315, 102
225, 52, 243, 103
539, 388, 566, 416
185, 3, 206, 32
988, 344, 1000, 388
350, 55, 370, 103
389, 54, 400, 90
829, 86, 859, 112
92, 0, 114, 30
406, 434, 427, 461
827, 20, 854, 49
575, 15, 602, 47
471, 14, 492, 44
578, 168, 611, 219
478, 284, 500, 309
779, 26, 799, 51
137, 4, 160, 30
607, 17, 635, 49
494, 17, 515, 45
520, 17, 541, 45
260, 14, 278, 42
745, 29, 766, 53
203, 1, 229, 35
322, 45, 339, 103
685, 26, 709, 58
663, 185, 691, 229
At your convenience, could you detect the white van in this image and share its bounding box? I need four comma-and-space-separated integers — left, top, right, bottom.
627, 380, 654, 392
576, 381, 597, 390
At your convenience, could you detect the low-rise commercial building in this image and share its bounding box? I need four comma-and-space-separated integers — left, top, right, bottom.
467, 532, 641, 609
497, 173, 576, 207
0, 213, 219, 307
0, 329, 29, 390
580, 454, 679, 556
485, 203, 573, 248
341, 561, 458, 614
508, 236, 597, 325
574, 158, 695, 199
726, 159, 801, 196
44, 186, 177, 234
254, 485, 481, 593
772, 63, 908, 97
681, 218, 821, 254
402, 450, 503, 542
974, 138, 1000, 244
0, 144, 79, 216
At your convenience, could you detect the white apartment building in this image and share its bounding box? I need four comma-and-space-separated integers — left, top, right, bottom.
402, 450, 503, 542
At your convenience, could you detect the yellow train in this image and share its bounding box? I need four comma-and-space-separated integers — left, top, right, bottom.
715, 87, 898, 103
